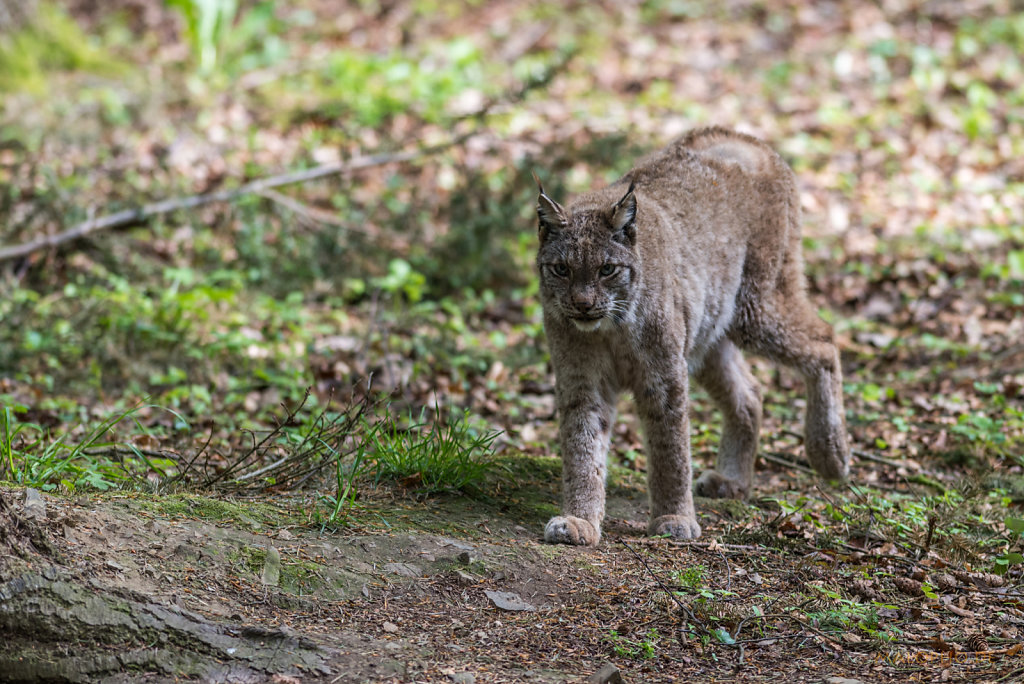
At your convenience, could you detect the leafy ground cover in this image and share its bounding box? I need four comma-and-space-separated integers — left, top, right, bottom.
1, 0, 1023, 681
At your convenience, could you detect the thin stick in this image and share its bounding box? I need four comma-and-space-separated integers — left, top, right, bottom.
619, 538, 702, 633
0, 141, 456, 263
780, 429, 908, 469
761, 451, 814, 474
257, 189, 364, 231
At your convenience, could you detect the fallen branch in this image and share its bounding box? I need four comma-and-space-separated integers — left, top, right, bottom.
761, 451, 815, 474
0, 140, 457, 264
780, 429, 909, 469
1, 37, 579, 265
257, 188, 361, 231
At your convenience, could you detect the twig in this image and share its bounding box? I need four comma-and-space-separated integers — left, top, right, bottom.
0, 141, 455, 263
995, 666, 1024, 682
82, 445, 179, 459
781, 428, 912, 469
761, 451, 815, 474
163, 427, 216, 487
665, 540, 765, 553
730, 612, 839, 649
232, 455, 289, 483
852, 448, 906, 469
257, 189, 365, 232
619, 538, 703, 634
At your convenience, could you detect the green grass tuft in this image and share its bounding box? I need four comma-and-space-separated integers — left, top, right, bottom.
366, 407, 502, 495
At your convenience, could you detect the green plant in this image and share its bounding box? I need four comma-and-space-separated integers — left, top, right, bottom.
372, 258, 428, 304
0, 2, 119, 93
166, 0, 239, 74
317, 420, 373, 524
950, 409, 1024, 461
367, 407, 502, 495
673, 565, 707, 591
0, 401, 180, 491
606, 628, 661, 659
993, 516, 1024, 575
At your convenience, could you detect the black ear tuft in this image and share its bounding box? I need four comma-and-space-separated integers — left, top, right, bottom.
534, 172, 568, 242
611, 180, 637, 245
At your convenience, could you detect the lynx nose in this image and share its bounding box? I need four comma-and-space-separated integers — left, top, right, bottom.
572, 292, 596, 313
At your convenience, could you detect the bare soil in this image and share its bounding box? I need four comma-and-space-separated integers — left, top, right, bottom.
3, 470, 1018, 684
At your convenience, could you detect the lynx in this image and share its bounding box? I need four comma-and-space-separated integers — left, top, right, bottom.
534, 127, 850, 546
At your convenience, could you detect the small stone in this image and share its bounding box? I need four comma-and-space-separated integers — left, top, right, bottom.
382, 621, 399, 633
588, 662, 623, 684
23, 488, 46, 521
484, 590, 535, 612
261, 546, 282, 586
825, 678, 864, 684
453, 570, 476, 585
449, 673, 475, 684
384, 562, 422, 577
277, 529, 294, 540
439, 537, 474, 551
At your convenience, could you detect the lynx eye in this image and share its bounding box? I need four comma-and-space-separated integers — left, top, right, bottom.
550, 263, 570, 278
599, 264, 618, 277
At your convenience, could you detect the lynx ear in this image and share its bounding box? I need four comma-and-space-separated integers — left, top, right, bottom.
533, 172, 568, 242
611, 180, 638, 245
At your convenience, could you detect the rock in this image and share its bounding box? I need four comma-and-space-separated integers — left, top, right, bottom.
172, 543, 203, 561
453, 570, 476, 585
825, 678, 864, 684
23, 488, 46, 521
382, 621, 399, 634
484, 590, 535, 612
457, 551, 476, 565
260, 546, 281, 587
384, 562, 422, 577
449, 673, 475, 684
588, 662, 623, 683
439, 537, 474, 551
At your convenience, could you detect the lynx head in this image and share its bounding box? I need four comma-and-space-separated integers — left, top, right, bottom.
534, 177, 641, 332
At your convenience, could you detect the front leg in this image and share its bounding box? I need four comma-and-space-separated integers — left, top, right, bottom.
636, 370, 701, 540
545, 382, 615, 547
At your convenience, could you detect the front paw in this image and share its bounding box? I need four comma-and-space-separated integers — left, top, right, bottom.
544, 515, 601, 546
648, 514, 701, 540
695, 470, 749, 499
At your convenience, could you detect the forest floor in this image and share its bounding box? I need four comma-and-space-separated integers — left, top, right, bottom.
2, 0, 1024, 682
6, 464, 1023, 684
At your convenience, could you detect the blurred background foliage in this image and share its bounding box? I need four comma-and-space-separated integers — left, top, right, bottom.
0, 1, 1021, 517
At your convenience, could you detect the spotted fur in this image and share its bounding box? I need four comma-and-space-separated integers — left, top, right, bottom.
536, 127, 850, 546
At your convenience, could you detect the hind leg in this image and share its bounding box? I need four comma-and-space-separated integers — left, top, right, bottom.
739, 296, 849, 481
693, 339, 762, 499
